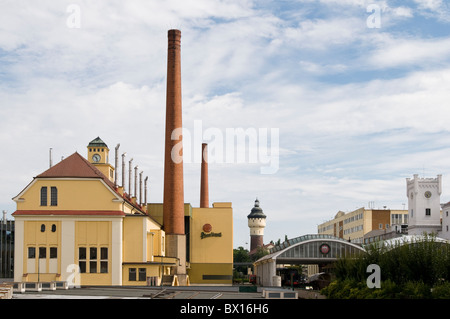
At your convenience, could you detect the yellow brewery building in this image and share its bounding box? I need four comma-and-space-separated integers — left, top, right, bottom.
12, 137, 233, 286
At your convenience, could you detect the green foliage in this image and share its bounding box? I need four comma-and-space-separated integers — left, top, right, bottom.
233, 246, 251, 263
249, 246, 269, 262
322, 236, 450, 299
431, 282, 450, 299
233, 246, 251, 275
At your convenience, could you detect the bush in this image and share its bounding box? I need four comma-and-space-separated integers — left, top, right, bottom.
431, 282, 450, 299
323, 236, 450, 299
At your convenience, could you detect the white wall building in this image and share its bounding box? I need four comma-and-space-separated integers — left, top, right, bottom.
440, 202, 450, 240
406, 174, 442, 236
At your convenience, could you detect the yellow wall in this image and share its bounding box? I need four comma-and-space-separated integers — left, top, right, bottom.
75, 221, 112, 286
17, 179, 121, 211
123, 217, 144, 263
15, 172, 233, 286
22, 221, 61, 282
188, 203, 233, 284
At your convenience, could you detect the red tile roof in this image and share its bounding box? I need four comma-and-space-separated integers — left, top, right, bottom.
38, 152, 107, 179
35, 152, 146, 215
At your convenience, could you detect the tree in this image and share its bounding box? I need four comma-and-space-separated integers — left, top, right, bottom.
249, 246, 269, 262
233, 246, 251, 275
322, 235, 450, 299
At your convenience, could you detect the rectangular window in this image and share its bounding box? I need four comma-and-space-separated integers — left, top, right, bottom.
50, 187, 57, 206
100, 247, 108, 273
129, 268, 136, 281
28, 247, 36, 259
79, 261, 86, 273
426, 208, 431, 216
90, 247, 97, 260
138, 268, 146, 281
79, 247, 86, 260
40, 187, 47, 206
90, 261, 97, 273
50, 247, 57, 258
39, 247, 46, 258
89, 247, 97, 273
100, 261, 108, 273
101, 247, 108, 260
79, 247, 86, 273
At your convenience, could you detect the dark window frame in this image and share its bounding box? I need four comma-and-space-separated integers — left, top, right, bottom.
138, 268, 147, 281
50, 186, 58, 206
79, 247, 87, 273
39, 247, 46, 259
129, 268, 136, 281
50, 247, 57, 259
40, 187, 47, 206
28, 247, 36, 259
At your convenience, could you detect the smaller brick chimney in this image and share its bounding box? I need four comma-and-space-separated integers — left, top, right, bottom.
200, 143, 209, 208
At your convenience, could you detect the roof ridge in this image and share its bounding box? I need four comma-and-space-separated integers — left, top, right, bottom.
34, 151, 147, 215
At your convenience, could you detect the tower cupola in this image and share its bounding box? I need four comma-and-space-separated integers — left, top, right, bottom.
87, 137, 115, 183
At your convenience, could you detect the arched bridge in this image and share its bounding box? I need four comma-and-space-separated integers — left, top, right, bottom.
253, 234, 366, 286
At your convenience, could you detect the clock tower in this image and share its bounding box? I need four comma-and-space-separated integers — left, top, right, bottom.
406, 174, 442, 236
87, 137, 115, 183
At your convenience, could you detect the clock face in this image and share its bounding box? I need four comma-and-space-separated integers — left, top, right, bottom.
424, 191, 432, 199
92, 154, 101, 162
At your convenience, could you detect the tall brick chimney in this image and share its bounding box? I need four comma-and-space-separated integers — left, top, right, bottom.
163, 29, 185, 235
200, 143, 209, 208
162, 29, 187, 282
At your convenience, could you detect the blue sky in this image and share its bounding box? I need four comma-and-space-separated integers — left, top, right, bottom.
1, 0, 450, 248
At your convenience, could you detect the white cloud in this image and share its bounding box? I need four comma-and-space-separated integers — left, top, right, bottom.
366, 36, 450, 69
414, 0, 443, 11
2, 0, 450, 248
280, 17, 364, 51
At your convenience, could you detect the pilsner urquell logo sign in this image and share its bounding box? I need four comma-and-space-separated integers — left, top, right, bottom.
201, 223, 222, 239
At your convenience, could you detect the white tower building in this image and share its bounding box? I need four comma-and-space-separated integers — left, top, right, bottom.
406, 174, 442, 236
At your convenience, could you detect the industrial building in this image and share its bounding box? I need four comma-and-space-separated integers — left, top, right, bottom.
317, 207, 408, 244
11, 29, 233, 287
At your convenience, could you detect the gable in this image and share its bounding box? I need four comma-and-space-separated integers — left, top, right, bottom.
14, 178, 122, 211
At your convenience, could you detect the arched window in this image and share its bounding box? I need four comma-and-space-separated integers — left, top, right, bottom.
50, 187, 58, 206
40, 187, 47, 206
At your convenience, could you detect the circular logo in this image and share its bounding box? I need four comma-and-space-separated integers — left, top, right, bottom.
202, 224, 212, 233
424, 191, 432, 199
320, 244, 330, 255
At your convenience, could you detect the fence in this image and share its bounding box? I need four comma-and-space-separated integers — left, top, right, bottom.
0, 219, 14, 278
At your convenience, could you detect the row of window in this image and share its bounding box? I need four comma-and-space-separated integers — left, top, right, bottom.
28, 247, 57, 259
89, 148, 105, 152
129, 268, 147, 282
343, 212, 364, 225
79, 247, 108, 274
40, 187, 57, 206
391, 213, 408, 225
28, 246, 110, 274
28, 247, 152, 280
343, 224, 364, 235
40, 224, 57, 232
